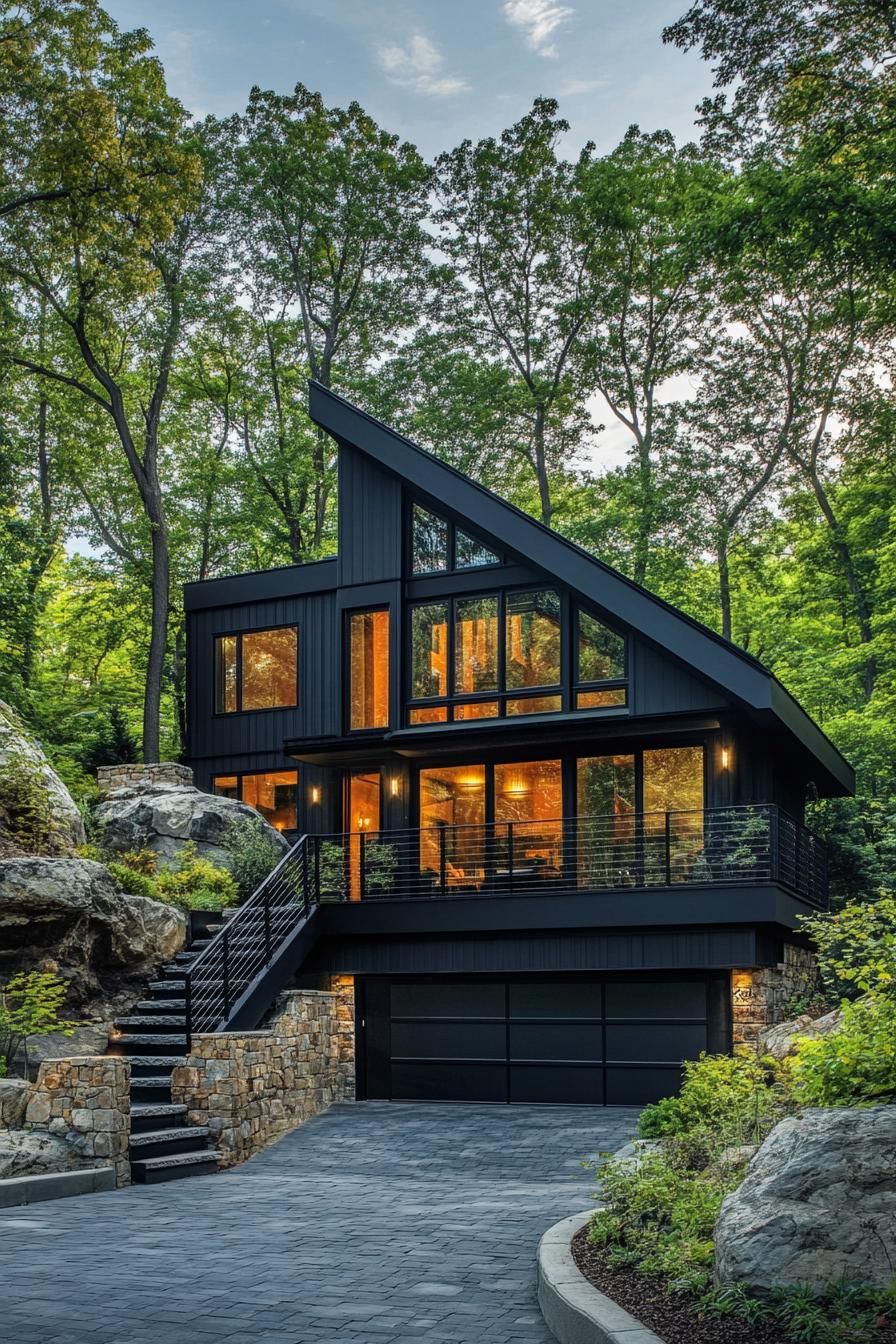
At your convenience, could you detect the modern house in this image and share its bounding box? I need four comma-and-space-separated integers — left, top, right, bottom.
181, 382, 853, 1109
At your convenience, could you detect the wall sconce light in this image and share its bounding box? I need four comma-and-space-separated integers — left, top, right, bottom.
721, 748, 730, 770
310, 785, 321, 804
389, 775, 401, 799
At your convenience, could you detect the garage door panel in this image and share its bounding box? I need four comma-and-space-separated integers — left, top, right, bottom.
509, 981, 601, 1019
509, 1022, 602, 1062
605, 980, 707, 1018
390, 981, 505, 1018
510, 1064, 604, 1105
391, 1060, 506, 1103
606, 1065, 685, 1106
606, 1023, 707, 1062
391, 1020, 506, 1059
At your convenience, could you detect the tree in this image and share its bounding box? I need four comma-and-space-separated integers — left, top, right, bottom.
0, 3, 204, 759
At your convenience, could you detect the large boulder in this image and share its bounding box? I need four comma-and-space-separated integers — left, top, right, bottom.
0, 1128, 94, 1179
0, 700, 85, 852
94, 782, 289, 869
0, 856, 185, 998
759, 1005, 845, 1061
0, 1078, 30, 1128
715, 1106, 896, 1293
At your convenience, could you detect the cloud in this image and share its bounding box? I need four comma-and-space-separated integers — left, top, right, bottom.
558, 76, 606, 96
503, 0, 574, 58
377, 33, 469, 97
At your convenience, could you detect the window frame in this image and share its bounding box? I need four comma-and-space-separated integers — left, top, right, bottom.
345, 605, 392, 734
405, 586, 630, 725
212, 622, 299, 717
408, 500, 503, 577
211, 767, 300, 832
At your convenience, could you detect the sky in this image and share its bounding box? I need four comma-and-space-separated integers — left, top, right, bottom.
103, 0, 715, 162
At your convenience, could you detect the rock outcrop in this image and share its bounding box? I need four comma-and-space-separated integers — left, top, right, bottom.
0, 1128, 96, 1179
758, 1004, 845, 1060
715, 1106, 896, 1293
0, 856, 185, 997
0, 1078, 29, 1128
94, 782, 289, 870
0, 700, 85, 851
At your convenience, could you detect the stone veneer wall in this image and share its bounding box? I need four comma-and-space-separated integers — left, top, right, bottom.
21, 1056, 131, 1187
96, 762, 194, 795
171, 988, 355, 1168
732, 944, 819, 1049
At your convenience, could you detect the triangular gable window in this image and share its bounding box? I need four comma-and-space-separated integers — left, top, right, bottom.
455, 528, 500, 569
411, 502, 502, 574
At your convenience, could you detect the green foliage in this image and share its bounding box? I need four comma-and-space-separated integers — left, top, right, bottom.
790, 995, 896, 1108
704, 1279, 896, 1344
0, 1056, 6, 1078
118, 848, 158, 876
224, 818, 282, 900
153, 843, 237, 912
799, 897, 896, 1000
639, 1051, 791, 1145
0, 752, 60, 854
106, 860, 157, 901
82, 707, 140, 774
0, 971, 78, 1078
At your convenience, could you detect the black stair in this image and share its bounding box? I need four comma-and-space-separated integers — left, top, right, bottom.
108, 924, 221, 1184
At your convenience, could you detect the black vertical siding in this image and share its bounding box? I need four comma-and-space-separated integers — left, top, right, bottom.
337, 443, 402, 587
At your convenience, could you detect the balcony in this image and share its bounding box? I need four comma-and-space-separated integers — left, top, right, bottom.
307, 804, 827, 910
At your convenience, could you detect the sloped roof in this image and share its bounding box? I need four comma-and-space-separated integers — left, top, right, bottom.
309, 381, 854, 797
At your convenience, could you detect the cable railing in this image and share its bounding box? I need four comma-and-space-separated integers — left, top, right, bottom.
183, 804, 826, 1040
306, 804, 827, 909
185, 835, 314, 1037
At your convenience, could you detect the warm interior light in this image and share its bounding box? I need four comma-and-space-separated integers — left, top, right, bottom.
459, 774, 482, 790
502, 772, 530, 796
310, 785, 320, 804
721, 747, 730, 769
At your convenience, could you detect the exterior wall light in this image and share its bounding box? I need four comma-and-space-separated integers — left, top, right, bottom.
721, 747, 730, 770
310, 785, 321, 804
390, 775, 401, 799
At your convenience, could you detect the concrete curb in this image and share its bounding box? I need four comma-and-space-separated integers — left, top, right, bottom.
537, 1210, 665, 1344
0, 1167, 116, 1209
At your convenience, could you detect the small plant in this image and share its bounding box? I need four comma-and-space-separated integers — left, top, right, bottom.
0, 753, 60, 854
153, 843, 238, 912
0, 1055, 6, 1078
318, 840, 348, 901
224, 818, 283, 899
107, 860, 158, 901
639, 1050, 792, 1145
118, 847, 158, 875
789, 994, 896, 1107
362, 840, 398, 895
0, 971, 79, 1079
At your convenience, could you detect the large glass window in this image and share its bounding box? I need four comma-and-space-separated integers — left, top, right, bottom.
456, 529, 500, 569
412, 506, 448, 574
495, 760, 563, 876
643, 746, 704, 815
419, 765, 486, 890
505, 589, 561, 689
349, 610, 390, 730
214, 627, 297, 714
411, 603, 448, 699
577, 611, 625, 683
455, 596, 499, 694
212, 769, 298, 831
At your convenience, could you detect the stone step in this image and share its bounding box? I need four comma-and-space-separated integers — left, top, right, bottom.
174, 951, 199, 964
129, 1078, 173, 1102
126, 1055, 186, 1076
130, 1149, 218, 1185
135, 999, 186, 1014
130, 1103, 188, 1133
148, 978, 185, 993
114, 1034, 188, 1055
115, 1016, 186, 1032
160, 966, 188, 981
129, 1126, 211, 1161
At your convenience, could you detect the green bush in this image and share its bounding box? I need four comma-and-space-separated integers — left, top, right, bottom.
639, 1051, 791, 1145
107, 860, 158, 901
154, 843, 237, 912
0, 753, 60, 854
0, 971, 78, 1078
790, 995, 896, 1107
705, 1280, 896, 1344
800, 896, 896, 1001
224, 818, 282, 899
0, 1056, 6, 1078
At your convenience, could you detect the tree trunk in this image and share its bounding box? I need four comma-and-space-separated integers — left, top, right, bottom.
533, 405, 552, 526
633, 437, 652, 587
143, 485, 170, 763
808, 467, 876, 699
717, 530, 732, 641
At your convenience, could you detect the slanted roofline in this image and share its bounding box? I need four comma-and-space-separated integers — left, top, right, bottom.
309, 380, 855, 798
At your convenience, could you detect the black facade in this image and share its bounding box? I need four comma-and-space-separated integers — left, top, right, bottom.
182, 383, 853, 1106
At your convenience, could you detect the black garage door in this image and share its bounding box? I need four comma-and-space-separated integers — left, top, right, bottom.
361, 975, 719, 1106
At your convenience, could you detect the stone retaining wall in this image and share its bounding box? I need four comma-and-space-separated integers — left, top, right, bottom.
732, 945, 819, 1049
21, 1056, 131, 1187
171, 989, 354, 1168
96, 762, 193, 795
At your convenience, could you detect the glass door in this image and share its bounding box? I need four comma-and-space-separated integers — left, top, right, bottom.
348, 771, 381, 901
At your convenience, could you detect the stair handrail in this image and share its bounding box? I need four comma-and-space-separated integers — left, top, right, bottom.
183, 833, 314, 1040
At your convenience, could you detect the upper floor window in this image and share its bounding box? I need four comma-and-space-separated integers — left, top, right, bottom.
213, 769, 298, 831
411, 503, 500, 575
214, 626, 298, 714
349, 609, 390, 730
575, 609, 626, 710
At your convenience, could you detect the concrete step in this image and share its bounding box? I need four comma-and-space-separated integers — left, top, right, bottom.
130, 1103, 189, 1133
114, 1016, 186, 1032
125, 1055, 186, 1076
130, 1149, 218, 1185
148, 978, 186, 993
135, 999, 186, 1014
114, 1034, 188, 1056
129, 1078, 173, 1103
129, 1126, 211, 1161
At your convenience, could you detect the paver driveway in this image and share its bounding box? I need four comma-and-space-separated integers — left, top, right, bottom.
0, 1101, 639, 1344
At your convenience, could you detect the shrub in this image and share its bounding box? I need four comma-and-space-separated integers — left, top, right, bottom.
82, 706, 140, 774
0, 971, 78, 1078
789, 994, 896, 1107
800, 896, 896, 1001
0, 1056, 6, 1078
224, 818, 282, 899
107, 861, 158, 901
154, 843, 237, 912
639, 1051, 792, 1145
0, 753, 59, 854
118, 848, 157, 876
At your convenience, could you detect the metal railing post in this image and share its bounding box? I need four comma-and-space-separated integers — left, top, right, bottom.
438, 827, 447, 898
184, 969, 192, 1049
665, 812, 672, 886
359, 831, 367, 901
769, 806, 779, 883
221, 928, 230, 1020
507, 822, 515, 894
263, 884, 272, 965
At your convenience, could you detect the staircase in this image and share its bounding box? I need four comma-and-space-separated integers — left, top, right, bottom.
109, 911, 233, 1184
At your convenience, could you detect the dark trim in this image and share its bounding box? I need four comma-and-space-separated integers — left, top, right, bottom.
308, 382, 853, 797
212, 621, 300, 717
185, 557, 337, 612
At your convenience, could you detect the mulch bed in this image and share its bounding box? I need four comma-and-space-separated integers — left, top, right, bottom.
570, 1225, 896, 1344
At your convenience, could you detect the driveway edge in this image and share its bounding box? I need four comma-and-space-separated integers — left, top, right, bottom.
537, 1209, 665, 1344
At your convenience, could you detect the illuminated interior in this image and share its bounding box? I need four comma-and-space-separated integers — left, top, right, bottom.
419, 765, 486, 888
495, 759, 562, 873
349, 609, 390, 730
454, 597, 498, 694
213, 770, 299, 831
241, 627, 297, 711
505, 589, 561, 689
348, 771, 381, 901
411, 604, 448, 699
215, 636, 238, 713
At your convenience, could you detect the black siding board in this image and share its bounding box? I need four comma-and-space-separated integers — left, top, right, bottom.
632, 638, 730, 717
337, 443, 402, 587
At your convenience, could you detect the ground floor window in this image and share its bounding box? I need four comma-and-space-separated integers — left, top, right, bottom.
212, 769, 299, 831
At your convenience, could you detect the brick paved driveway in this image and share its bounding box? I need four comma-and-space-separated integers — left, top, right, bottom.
0, 1101, 638, 1344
